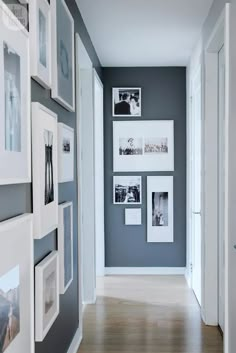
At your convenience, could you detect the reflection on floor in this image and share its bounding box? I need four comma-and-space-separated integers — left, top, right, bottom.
78, 276, 223, 353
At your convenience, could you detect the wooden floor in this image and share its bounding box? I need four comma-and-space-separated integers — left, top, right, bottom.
78, 276, 223, 353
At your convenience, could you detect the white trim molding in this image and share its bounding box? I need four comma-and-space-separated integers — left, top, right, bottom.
67, 327, 82, 353
105, 267, 186, 276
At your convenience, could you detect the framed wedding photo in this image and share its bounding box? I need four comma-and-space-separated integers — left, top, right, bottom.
29, 0, 51, 89
147, 176, 174, 243
113, 120, 174, 172
35, 251, 59, 342
113, 88, 141, 117
51, 0, 75, 111
0, 214, 34, 353
0, 1, 31, 185
32, 103, 58, 239
58, 123, 74, 183
113, 176, 142, 204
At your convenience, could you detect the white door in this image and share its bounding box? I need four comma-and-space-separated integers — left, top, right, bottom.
191, 67, 202, 306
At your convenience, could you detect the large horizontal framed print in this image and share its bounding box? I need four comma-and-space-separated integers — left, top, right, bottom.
0, 214, 34, 353
147, 176, 173, 243
32, 103, 58, 239
113, 176, 142, 204
51, 0, 75, 111
35, 251, 59, 342
29, 0, 51, 89
113, 88, 141, 117
58, 123, 74, 183
113, 120, 174, 172
0, 1, 31, 185
58, 202, 73, 294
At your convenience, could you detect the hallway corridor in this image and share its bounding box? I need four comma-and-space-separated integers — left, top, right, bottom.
78, 276, 223, 353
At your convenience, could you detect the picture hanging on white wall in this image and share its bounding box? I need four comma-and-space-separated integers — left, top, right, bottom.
113, 88, 141, 117
58, 123, 74, 183
113, 176, 142, 204
35, 251, 59, 342
29, 0, 51, 89
51, 0, 75, 111
0, 1, 31, 185
32, 103, 58, 239
0, 214, 34, 353
147, 176, 174, 243
113, 120, 174, 172
58, 202, 73, 294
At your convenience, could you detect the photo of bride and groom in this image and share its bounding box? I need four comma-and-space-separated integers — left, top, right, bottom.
113, 88, 141, 117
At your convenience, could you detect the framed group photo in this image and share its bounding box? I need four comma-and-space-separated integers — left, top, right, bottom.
113, 176, 142, 204
113, 88, 141, 117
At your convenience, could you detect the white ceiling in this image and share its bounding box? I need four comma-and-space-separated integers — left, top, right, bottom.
76, 0, 214, 67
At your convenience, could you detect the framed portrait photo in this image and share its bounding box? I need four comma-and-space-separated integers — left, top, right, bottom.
113, 88, 141, 117
0, 214, 34, 353
32, 103, 58, 239
29, 0, 51, 89
0, 1, 31, 185
113, 176, 142, 204
113, 120, 174, 172
51, 0, 75, 111
58, 123, 74, 183
35, 251, 59, 342
147, 176, 174, 243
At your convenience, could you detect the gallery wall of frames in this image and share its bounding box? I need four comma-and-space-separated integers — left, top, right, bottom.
0, 1, 102, 353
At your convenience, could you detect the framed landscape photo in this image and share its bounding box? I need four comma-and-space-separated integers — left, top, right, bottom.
113, 120, 174, 172
35, 251, 59, 342
0, 1, 31, 185
113, 176, 142, 204
29, 0, 51, 89
113, 88, 141, 117
147, 176, 174, 243
32, 103, 58, 239
58, 202, 73, 294
0, 214, 34, 353
51, 0, 75, 111
58, 123, 74, 183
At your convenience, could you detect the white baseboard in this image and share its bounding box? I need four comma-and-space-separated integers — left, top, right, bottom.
104, 267, 186, 275
67, 327, 82, 353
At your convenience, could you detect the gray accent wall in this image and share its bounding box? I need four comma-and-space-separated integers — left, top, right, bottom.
0, 1, 101, 353
103, 67, 186, 267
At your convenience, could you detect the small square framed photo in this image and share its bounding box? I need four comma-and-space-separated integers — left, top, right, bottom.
112, 88, 141, 117
113, 176, 142, 204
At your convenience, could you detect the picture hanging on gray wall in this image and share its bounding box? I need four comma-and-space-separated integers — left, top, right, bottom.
113, 88, 141, 117
113, 176, 142, 204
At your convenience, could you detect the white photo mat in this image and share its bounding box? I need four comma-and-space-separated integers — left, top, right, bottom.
113, 120, 174, 172
112, 87, 141, 117
113, 175, 142, 204
0, 1, 31, 185
147, 176, 174, 243
125, 208, 142, 225
58, 123, 74, 183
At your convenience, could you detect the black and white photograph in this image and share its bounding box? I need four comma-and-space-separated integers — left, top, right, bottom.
0, 266, 20, 353
63, 206, 72, 288
4, 42, 21, 153
44, 130, 54, 205
144, 138, 168, 154
119, 138, 143, 155
44, 272, 56, 315
114, 176, 141, 204
39, 9, 47, 68
113, 88, 141, 117
63, 138, 70, 153
152, 192, 169, 227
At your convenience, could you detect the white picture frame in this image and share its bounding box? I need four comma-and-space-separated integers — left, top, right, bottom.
113, 176, 142, 204
58, 123, 74, 183
113, 120, 174, 172
147, 176, 174, 243
58, 202, 73, 294
0, 1, 31, 185
51, 0, 75, 112
0, 214, 34, 353
35, 251, 59, 342
29, 0, 51, 89
113, 87, 141, 117
32, 102, 58, 239
125, 208, 142, 225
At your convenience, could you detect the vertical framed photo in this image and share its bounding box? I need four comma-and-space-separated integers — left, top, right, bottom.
58, 202, 73, 294
29, 0, 51, 89
113, 88, 141, 117
125, 209, 142, 226
0, 214, 34, 353
35, 251, 59, 342
113, 120, 174, 172
147, 176, 174, 243
0, 1, 31, 185
58, 123, 74, 183
51, 0, 75, 112
32, 103, 58, 239
113, 176, 142, 204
